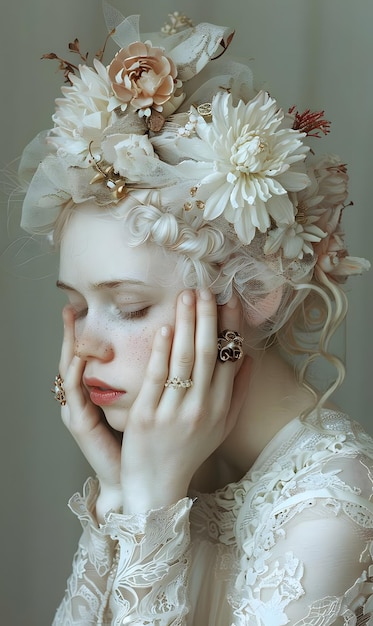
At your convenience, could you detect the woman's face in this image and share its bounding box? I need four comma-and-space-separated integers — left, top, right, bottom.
58, 203, 184, 431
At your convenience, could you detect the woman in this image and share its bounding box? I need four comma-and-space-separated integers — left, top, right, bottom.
18, 5, 373, 624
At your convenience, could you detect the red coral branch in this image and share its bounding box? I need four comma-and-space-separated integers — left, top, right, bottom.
289, 106, 331, 138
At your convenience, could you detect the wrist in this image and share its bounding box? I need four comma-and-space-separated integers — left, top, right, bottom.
121, 480, 189, 515
95, 483, 123, 524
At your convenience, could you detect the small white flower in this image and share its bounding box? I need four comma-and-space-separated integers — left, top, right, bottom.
264, 220, 325, 259
102, 133, 156, 181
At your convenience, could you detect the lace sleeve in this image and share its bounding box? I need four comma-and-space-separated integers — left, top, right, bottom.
52, 480, 193, 625
102, 498, 193, 625
52, 478, 117, 626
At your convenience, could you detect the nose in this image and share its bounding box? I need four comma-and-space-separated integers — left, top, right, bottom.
74, 317, 114, 362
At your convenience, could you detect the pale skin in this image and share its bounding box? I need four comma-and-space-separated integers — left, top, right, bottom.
57, 203, 315, 522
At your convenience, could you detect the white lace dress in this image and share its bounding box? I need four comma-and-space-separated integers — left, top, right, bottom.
52, 409, 373, 625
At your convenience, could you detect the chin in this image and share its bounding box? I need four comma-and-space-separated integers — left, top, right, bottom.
102, 407, 128, 433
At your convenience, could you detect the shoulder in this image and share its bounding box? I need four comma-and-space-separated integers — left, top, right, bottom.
277, 408, 373, 494
232, 411, 373, 626
300, 408, 373, 463
273, 407, 373, 467
235, 409, 373, 532
247, 408, 373, 485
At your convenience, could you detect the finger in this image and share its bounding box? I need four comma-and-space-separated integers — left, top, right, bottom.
190, 289, 219, 392
205, 294, 244, 412
166, 290, 196, 384
133, 324, 173, 414
216, 293, 244, 372
61, 354, 87, 422
58, 306, 88, 411
218, 293, 243, 337
61, 355, 121, 484
58, 305, 76, 377
57, 310, 121, 487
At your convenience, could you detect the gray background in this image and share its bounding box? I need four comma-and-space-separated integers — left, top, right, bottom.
0, 1, 372, 624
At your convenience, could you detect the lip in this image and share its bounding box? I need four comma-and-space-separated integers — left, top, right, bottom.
84, 377, 126, 407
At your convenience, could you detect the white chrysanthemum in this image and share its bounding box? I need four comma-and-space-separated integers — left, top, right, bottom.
48, 59, 121, 166
172, 90, 310, 244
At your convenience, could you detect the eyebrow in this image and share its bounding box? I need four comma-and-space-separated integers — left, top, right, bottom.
56, 279, 149, 291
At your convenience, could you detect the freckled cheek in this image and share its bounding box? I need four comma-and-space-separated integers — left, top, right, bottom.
120, 331, 153, 366
116, 307, 177, 367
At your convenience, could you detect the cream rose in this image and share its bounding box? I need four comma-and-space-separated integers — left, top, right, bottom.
108, 42, 178, 115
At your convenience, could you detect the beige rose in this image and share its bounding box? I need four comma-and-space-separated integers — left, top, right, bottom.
316, 159, 349, 210
108, 42, 178, 114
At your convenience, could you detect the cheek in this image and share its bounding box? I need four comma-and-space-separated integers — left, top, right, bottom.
123, 331, 153, 366
117, 306, 176, 369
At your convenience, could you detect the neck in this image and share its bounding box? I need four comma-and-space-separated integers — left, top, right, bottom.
191, 345, 316, 492
227, 346, 315, 459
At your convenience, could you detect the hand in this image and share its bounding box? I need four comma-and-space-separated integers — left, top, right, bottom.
58, 306, 123, 520
58, 291, 250, 519
119, 289, 251, 513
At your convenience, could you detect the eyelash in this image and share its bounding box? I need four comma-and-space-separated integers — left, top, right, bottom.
73, 307, 150, 321
117, 307, 150, 320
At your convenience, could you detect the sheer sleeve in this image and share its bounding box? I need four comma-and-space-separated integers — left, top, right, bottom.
103, 498, 193, 624
52, 478, 117, 625
232, 429, 373, 625
52, 478, 193, 625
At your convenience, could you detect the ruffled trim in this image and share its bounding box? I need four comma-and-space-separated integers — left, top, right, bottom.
102, 498, 193, 620
103, 497, 193, 538
68, 476, 194, 537
68, 476, 101, 527
68, 477, 115, 578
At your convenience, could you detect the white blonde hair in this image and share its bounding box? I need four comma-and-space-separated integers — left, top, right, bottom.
52, 196, 347, 411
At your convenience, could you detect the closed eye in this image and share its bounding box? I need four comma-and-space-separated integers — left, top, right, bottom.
118, 307, 150, 320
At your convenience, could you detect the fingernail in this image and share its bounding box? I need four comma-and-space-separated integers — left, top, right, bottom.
199, 289, 212, 301
161, 325, 171, 337
182, 290, 194, 306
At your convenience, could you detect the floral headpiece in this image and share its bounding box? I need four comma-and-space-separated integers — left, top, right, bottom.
19, 2, 369, 286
